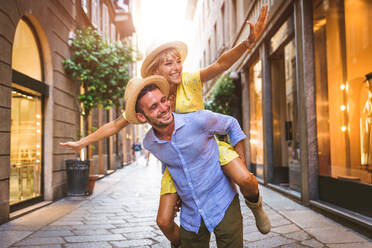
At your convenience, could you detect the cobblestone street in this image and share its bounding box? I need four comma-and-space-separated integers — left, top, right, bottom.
1, 156, 371, 248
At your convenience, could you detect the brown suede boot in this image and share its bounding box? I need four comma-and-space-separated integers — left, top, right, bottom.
245, 193, 271, 234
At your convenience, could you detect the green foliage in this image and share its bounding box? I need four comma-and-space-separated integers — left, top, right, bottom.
205, 72, 241, 121
205, 72, 242, 142
63, 26, 137, 116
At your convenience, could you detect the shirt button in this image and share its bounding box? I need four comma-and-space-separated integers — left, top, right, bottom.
188, 182, 192, 186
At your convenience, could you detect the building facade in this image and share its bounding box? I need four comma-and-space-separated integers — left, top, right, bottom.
0, 0, 135, 224
188, 0, 372, 233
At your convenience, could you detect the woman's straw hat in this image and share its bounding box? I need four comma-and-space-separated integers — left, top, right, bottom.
141, 41, 188, 78
124, 75, 169, 124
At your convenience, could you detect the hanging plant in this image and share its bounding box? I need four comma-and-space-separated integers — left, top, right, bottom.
62, 26, 137, 117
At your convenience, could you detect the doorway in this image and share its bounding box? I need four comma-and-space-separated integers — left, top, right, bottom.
271, 39, 301, 192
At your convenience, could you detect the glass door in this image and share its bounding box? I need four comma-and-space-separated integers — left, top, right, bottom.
10, 89, 42, 205
271, 38, 301, 192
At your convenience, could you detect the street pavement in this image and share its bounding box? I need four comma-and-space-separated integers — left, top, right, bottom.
1, 155, 371, 248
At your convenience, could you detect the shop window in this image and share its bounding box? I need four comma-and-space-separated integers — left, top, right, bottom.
10, 19, 44, 207
249, 60, 264, 179
313, 0, 372, 217
314, 0, 372, 185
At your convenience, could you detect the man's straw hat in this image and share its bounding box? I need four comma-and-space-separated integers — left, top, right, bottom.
124, 75, 169, 124
141, 41, 188, 78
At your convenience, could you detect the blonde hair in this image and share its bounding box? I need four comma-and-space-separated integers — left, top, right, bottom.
147, 48, 181, 76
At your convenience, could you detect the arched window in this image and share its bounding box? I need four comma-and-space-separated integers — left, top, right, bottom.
10, 18, 47, 208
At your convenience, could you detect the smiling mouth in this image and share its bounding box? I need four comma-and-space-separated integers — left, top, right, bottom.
158, 109, 171, 120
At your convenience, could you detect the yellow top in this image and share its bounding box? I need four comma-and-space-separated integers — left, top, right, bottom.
174, 71, 204, 113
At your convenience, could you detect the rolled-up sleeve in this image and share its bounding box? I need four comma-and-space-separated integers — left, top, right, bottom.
204, 110, 246, 146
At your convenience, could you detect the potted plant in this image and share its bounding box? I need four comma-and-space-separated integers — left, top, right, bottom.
62, 26, 137, 195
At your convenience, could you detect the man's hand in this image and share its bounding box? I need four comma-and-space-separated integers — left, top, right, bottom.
246, 5, 269, 49
60, 141, 82, 152
173, 196, 182, 217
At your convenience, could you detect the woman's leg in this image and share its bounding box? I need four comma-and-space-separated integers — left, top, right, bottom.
156, 193, 181, 247
222, 157, 258, 199
222, 157, 271, 234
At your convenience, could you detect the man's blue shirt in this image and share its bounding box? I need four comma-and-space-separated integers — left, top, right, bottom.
143, 110, 246, 233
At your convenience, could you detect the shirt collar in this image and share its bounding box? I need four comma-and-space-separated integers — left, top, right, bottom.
149, 113, 185, 144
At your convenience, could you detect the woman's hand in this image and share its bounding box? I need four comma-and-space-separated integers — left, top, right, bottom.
246, 5, 269, 49
60, 141, 82, 152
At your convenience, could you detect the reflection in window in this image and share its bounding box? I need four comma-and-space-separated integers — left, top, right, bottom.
81, 0, 88, 14
10, 90, 42, 204
314, 0, 372, 185
102, 3, 109, 39
249, 60, 264, 178
92, 0, 100, 30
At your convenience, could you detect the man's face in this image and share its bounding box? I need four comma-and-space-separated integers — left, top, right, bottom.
154, 54, 183, 85
136, 88, 173, 128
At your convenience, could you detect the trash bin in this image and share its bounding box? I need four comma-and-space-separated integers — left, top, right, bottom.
65, 159, 90, 196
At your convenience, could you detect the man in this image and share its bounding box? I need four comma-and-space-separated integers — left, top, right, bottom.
131, 138, 142, 162
124, 75, 247, 247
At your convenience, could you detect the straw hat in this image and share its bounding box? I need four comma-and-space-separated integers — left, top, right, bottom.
141, 41, 188, 78
124, 75, 169, 124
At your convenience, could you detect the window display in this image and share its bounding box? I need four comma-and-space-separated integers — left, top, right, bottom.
10, 90, 42, 204
314, 0, 372, 185
249, 60, 264, 178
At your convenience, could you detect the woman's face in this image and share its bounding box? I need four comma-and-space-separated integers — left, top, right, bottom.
154, 54, 183, 85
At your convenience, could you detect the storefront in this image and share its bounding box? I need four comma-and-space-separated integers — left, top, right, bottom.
10, 18, 47, 210
236, 0, 371, 230
313, 0, 372, 218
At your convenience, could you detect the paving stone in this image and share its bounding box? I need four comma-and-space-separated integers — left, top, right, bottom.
110, 239, 153, 247
70, 224, 116, 230
13, 237, 65, 246
243, 230, 279, 242
0, 231, 32, 248
64, 234, 125, 243
301, 238, 325, 248
280, 210, 340, 229
123, 231, 158, 240
305, 227, 367, 244
72, 229, 112, 236
244, 235, 296, 248
280, 243, 312, 248
283, 230, 311, 241
29, 230, 74, 237
272, 224, 301, 234
327, 243, 372, 248
12, 245, 62, 248
110, 226, 154, 234
64, 242, 112, 248
50, 221, 84, 226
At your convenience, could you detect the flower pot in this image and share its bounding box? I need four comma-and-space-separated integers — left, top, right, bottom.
88, 175, 100, 195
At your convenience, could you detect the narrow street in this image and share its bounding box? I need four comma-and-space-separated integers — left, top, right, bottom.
1, 156, 371, 248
